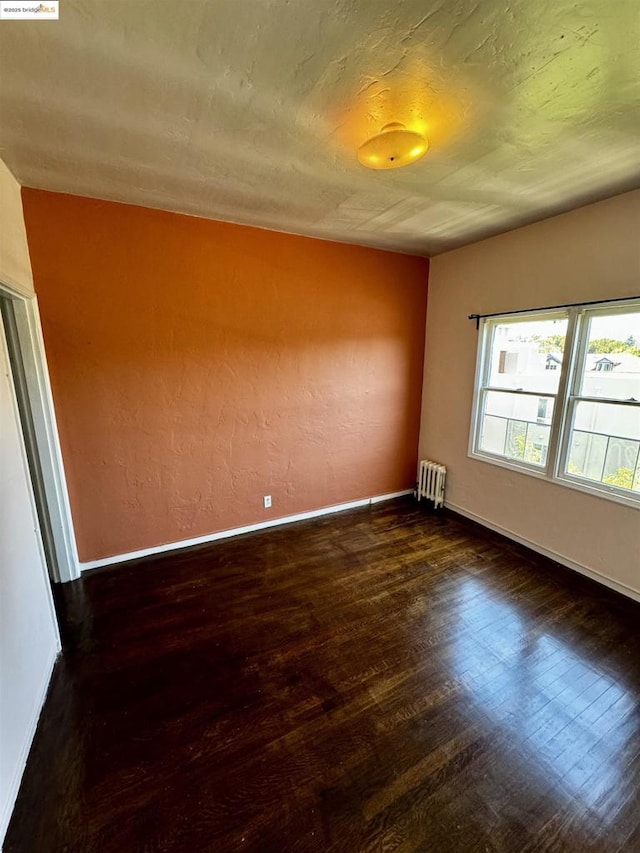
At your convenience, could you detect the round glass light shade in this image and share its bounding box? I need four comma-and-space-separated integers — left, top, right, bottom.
357, 122, 428, 170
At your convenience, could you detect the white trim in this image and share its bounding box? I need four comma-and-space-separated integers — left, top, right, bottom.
468, 315, 488, 459
0, 273, 33, 301
547, 306, 581, 478
469, 451, 639, 510
469, 448, 550, 480
80, 490, 414, 571
369, 489, 413, 504
552, 468, 640, 508
0, 648, 58, 847
16, 298, 80, 579
0, 285, 80, 581
445, 500, 640, 604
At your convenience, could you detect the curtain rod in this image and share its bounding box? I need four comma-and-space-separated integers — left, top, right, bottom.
468, 296, 638, 330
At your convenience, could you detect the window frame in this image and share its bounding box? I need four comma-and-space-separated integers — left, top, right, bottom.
469, 299, 640, 509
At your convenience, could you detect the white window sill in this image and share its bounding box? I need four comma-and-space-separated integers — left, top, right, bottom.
468, 450, 640, 510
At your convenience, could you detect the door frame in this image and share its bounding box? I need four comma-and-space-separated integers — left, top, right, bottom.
0, 278, 79, 582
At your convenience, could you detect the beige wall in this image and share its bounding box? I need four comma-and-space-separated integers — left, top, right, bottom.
0, 158, 59, 845
420, 189, 640, 597
0, 160, 34, 294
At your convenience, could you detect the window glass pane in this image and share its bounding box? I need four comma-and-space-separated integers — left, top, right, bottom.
527, 424, 551, 466
505, 419, 527, 460
488, 316, 568, 393
478, 391, 553, 467
573, 400, 640, 440
580, 310, 640, 400
565, 401, 640, 492
603, 439, 640, 489
567, 431, 607, 481
479, 414, 507, 457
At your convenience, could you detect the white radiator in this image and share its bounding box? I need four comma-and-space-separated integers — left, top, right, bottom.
418, 460, 446, 509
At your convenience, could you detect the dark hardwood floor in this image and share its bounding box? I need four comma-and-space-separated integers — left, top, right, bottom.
6, 498, 640, 852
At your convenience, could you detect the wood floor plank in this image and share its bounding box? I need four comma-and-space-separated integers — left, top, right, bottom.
5, 498, 640, 851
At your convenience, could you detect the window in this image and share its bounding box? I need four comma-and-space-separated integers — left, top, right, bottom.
470, 300, 640, 507
537, 398, 550, 421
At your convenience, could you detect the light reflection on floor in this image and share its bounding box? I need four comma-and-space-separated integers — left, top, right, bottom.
451, 576, 637, 820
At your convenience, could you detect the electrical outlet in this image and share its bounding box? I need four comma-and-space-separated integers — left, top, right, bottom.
263, 495, 272, 509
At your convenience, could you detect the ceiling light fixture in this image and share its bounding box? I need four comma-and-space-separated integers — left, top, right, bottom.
357, 122, 428, 170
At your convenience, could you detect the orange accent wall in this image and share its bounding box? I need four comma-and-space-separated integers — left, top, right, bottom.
22, 190, 429, 562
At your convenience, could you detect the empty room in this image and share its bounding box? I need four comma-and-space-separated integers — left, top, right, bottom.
1, 1, 639, 851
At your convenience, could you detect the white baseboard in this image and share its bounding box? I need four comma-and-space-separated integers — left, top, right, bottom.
445, 501, 640, 604
0, 647, 58, 847
80, 490, 414, 572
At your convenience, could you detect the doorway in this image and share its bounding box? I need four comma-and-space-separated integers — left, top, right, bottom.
0, 284, 78, 583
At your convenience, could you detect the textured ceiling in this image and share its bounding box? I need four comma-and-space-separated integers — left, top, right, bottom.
1, 0, 639, 256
